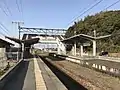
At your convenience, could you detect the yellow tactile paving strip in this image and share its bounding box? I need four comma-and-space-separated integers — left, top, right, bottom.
34, 58, 47, 90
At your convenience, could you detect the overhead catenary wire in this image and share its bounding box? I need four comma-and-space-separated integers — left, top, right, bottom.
66, 0, 104, 28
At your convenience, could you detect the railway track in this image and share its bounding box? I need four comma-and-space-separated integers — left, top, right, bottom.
39, 55, 87, 90
39, 55, 120, 90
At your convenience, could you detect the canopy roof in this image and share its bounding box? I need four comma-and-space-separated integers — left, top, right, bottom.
0, 38, 14, 46
5, 36, 39, 45
5, 36, 21, 44
23, 38, 39, 45
61, 34, 111, 44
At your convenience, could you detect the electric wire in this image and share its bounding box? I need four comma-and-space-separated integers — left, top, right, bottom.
19, 0, 24, 21
67, 0, 100, 26
0, 24, 9, 36
16, 0, 21, 13
0, 0, 16, 37
1, 0, 12, 16
0, 29, 6, 36
0, 5, 9, 17
16, 0, 24, 21
66, 0, 104, 28
104, 0, 120, 11
0, 4, 12, 35
0, 22, 9, 32
0, 1, 13, 22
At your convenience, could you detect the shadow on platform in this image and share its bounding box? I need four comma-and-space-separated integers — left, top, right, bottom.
3, 61, 29, 90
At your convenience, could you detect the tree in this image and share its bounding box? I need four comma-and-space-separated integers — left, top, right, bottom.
65, 10, 120, 52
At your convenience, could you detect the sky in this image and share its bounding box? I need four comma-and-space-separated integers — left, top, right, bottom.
0, 0, 120, 43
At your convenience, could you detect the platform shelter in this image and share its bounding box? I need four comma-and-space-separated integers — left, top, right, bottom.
61, 34, 111, 56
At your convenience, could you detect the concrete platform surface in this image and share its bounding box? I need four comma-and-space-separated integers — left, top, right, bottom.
37, 56, 67, 90
2, 59, 36, 90
2, 56, 67, 90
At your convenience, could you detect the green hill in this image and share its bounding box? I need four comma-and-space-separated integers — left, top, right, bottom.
65, 10, 120, 53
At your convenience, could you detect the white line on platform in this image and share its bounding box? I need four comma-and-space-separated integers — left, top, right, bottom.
34, 57, 47, 90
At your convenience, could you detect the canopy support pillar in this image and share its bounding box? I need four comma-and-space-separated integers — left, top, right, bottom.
74, 42, 76, 56
93, 40, 96, 56
80, 45, 83, 57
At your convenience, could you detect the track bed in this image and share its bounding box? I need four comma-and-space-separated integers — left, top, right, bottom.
43, 56, 120, 90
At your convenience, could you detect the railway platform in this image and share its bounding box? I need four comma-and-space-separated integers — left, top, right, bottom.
2, 56, 67, 90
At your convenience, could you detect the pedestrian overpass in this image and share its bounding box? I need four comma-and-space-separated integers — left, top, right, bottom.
19, 27, 67, 55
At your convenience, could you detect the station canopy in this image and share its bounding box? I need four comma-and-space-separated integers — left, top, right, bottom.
61, 34, 111, 44
5, 36, 21, 44
0, 38, 14, 47
5, 36, 39, 45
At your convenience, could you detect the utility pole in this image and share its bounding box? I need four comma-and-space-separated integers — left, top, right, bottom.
12, 21, 24, 39
12, 21, 24, 60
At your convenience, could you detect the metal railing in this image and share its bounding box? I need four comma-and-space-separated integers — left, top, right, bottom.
66, 53, 120, 62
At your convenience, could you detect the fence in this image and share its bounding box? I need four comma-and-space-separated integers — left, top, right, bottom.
66, 54, 120, 62
56, 54, 120, 77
